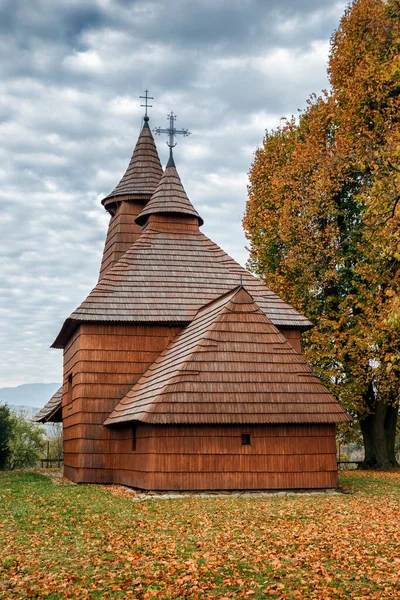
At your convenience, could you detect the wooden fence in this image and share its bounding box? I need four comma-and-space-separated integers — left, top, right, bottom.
40, 458, 64, 468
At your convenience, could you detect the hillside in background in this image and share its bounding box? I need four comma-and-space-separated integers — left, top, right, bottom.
8, 405, 41, 418
0, 383, 60, 409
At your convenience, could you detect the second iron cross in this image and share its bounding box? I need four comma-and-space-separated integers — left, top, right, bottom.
154, 112, 191, 149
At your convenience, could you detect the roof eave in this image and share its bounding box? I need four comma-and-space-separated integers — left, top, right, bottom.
35, 404, 62, 424
52, 318, 313, 349
51, 318, 80, 349
136, 209, 204, 227
101, 192, 154, 207
279, 322, 314, 332
52, 316, 193, 348
105, 413, 351, 427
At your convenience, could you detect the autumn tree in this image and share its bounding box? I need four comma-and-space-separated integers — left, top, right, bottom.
45, 423, 63, 460
8, 412, 45, 470
0, 405, 13, 469
244, 0, 400, 468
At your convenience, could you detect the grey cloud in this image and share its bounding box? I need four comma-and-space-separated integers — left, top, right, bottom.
0, 0, 345, 386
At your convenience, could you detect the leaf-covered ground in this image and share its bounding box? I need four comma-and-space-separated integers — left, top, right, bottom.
0, 471, 399, 599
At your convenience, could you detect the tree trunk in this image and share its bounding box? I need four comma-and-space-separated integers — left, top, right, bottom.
359, 388, 399, 469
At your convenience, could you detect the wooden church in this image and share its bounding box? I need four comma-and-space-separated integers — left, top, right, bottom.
35, 98, 349, 490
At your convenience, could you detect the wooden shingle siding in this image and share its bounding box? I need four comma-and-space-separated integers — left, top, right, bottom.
53, 225, 312, 347
136, 166, 203, 226
62, 322, 181, 483
144, 214, 200, 233
279, 328, 301, 353
105, 288, 349, 426
99, 200, 145, 279
33, 115, 350, 491
109, 424, 338, 490
63, 466, 115, 484
98, 120, 164, 278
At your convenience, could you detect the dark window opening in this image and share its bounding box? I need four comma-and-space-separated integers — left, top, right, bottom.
66, 374, 73, 405
132, 425, 137, 451
241, 433, 251, 446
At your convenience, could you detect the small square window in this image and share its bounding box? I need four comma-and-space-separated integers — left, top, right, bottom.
241, 433, 251, 446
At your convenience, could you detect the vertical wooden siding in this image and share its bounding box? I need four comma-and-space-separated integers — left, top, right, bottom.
61, 319, 336, 489
111, 424, 338, 490
62, 322, 182, 483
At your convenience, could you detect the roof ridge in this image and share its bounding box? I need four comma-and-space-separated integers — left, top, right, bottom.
211, 288, 301, 353
104, 286, 349, 426
104, 290, 236, 424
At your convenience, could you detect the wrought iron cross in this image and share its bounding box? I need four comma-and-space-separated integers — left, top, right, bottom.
154, 112, 190, 148
140, 89, 153, 116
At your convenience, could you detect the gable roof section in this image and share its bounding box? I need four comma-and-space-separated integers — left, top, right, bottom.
105, 287, 349, 426
52, 226, 313, 347
102, 118, 163, 205
135, 163, 203, 226
33, 386, 62, 423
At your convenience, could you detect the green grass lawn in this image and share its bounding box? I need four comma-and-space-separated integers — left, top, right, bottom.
0, 470, 399, 599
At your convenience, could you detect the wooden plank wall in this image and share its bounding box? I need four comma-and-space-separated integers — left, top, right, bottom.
111, 424, 338, 490
62, 322, 182, 483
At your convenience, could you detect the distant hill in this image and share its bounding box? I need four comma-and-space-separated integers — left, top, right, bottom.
8, 405, 42, 418
0, 383, 60, 409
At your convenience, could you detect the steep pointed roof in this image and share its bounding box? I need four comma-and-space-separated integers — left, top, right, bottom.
102, 117, 163, 205
105, 287, 349, 426
33, 386, 62, 423
52, 225, 313, 347
135, 157, 203, 226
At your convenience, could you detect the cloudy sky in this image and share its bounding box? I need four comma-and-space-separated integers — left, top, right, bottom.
0, 0, 346, 387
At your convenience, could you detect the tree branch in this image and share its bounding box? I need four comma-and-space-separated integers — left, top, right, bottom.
388, 161, 400, 173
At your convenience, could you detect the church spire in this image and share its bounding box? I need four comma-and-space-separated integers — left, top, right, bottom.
166, 147, 175, 168
135, 160, 203, 226
136, 110, 201, 226
99, 91, 164, 279
101, 93, 163, 212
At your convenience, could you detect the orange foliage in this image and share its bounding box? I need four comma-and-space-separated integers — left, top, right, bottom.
1, 470, 400, 598
244, 0, 400, 466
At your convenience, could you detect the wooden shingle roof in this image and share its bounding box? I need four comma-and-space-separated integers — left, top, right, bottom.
105, 287, 349, 426
135, 157, 203, 226
52, 224, 313, 347
33, 386, 62, 423
101, 118, 163, 205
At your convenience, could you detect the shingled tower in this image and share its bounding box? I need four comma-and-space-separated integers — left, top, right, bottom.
99, 109, 163, 279
35, 96, 349, 490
